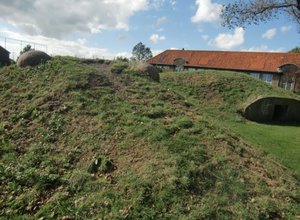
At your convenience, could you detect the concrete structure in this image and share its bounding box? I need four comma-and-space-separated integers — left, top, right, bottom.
17, 50, 51, 67
244, 97, 300, 122
0, 46, 10, 68
136, 63, 160, 82
147, 50, 300, 91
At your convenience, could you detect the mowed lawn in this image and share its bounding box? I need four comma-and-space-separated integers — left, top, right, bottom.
229, 121, 300, 176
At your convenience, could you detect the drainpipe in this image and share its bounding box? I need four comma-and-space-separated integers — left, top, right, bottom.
277, 73, 281, 87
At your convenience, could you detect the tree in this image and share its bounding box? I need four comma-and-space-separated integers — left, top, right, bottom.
132, 42, 153, 61
221, 0, 300, 31
116, 56, 129, 62
20, 44, 35, 55
17, 44, 35, 61
288, 46, 300, 53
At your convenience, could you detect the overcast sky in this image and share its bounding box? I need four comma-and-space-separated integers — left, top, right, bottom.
0, 0, 298, 60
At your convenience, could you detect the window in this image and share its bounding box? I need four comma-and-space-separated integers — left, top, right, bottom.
286, 83, 293, 90
163, 66, 170, 70
280, 82, 293, 90
280, 75, 294, 90
262, 74, 273, 84
174, 67, 183, 72
250, 73, 260, 79
188, 68, 195, 71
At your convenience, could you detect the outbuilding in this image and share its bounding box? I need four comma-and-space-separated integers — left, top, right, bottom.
0, 46, 10, 68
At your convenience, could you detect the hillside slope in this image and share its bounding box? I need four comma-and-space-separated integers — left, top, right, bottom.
0, 57, 299, 219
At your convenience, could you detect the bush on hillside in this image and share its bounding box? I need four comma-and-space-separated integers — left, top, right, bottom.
110, 61, 129, 73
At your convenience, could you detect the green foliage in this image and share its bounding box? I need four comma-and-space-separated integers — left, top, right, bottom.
155, 65, 163, 73
87, 156, 114, 174
115, 56, 129, 62
132, 42, 153, 61
17, 44, 35, 61
288, 46, 300, 53
110, 61, 129, 73
20, 44, 35, 55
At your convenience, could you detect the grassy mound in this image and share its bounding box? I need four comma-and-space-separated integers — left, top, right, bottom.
0, 57, 299, 219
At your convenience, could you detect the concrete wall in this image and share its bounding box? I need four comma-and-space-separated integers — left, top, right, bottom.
244, 97, 300, 122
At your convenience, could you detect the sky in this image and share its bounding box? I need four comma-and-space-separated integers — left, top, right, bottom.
0, 0, 299, 61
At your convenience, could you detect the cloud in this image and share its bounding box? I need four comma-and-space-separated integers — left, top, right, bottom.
191, 0, 222, 24
201, 35, 209, 40
208, 27, 245, 50
170, 0, 176, 9
157, 16, 167, 25
77, 38, 88, 45
0, 29, 115, 60
152, 49, 163, 56
148, 34, 165, 43
262, 28, 276, 39
170, 0, 176, 6
281, 26, 292, 33
243, 45, 285, 52
17, 24, 38, 36
118, 34, 128, 40
152, 0, 166, 9
116, 52, 132, 58
157, 28, 164, 32
0, 0, 148, 39
151, 0, 176, 10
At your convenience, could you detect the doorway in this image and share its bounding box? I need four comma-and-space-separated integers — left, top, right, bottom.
272, 105, 288, 121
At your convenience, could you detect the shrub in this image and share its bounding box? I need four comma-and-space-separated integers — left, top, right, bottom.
110, 61, 129, 73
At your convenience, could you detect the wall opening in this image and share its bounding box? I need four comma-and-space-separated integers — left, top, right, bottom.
272, 105, 288, 121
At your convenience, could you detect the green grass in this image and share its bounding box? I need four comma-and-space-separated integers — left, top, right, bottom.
0, 57, 300, 219
161, 70, 300, 174
228, 122, 300, 175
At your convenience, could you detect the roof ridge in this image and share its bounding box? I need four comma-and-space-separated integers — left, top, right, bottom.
165, 49, 292, 54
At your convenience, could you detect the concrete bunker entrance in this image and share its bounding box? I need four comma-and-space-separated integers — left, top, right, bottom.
244, 97, 300, 122
272, 105, 288, 121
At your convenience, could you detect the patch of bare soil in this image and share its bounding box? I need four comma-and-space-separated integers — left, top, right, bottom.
204, 83, 226, 106
91, 62, 135, 95
0, 72, 8, 81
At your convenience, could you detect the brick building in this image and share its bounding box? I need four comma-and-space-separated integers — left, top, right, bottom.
147, 50, 300, 91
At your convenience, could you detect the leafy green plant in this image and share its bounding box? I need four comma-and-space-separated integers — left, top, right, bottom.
87, 156, 115, 174
110, 61, 129, 73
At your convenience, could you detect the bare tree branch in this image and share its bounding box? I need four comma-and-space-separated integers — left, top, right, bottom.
221, 0, 300, 31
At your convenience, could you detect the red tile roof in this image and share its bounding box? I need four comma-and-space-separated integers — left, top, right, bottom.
146, 50, 300, 73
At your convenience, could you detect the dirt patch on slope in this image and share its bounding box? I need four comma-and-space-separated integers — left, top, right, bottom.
91, 62, 135, 95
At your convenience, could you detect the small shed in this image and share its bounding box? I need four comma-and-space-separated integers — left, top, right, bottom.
0, 46, 10, 67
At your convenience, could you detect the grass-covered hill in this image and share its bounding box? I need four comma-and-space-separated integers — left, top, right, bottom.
0, 56, 300, 219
